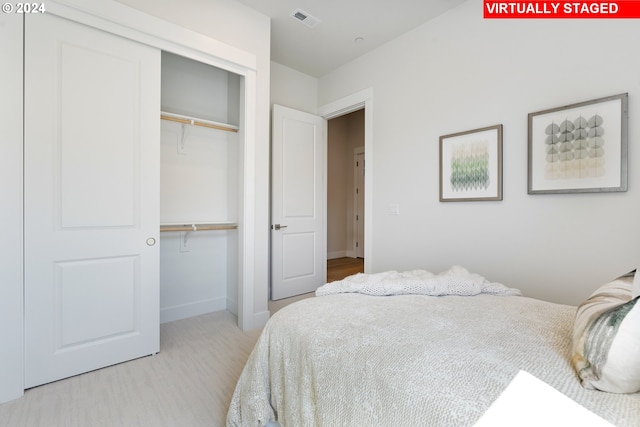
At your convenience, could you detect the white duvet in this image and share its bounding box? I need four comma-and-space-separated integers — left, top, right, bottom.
227, 272, 640, 426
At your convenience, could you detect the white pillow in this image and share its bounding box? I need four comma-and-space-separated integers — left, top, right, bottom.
572, 270, 640, 393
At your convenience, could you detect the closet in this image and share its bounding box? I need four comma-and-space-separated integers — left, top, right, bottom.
159, 52, 241, 323
21, 6, 257, 391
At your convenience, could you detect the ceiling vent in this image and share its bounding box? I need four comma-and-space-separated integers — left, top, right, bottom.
290, 8, 320, 28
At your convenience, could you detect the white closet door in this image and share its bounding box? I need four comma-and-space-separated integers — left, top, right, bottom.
24, 13, 161, 387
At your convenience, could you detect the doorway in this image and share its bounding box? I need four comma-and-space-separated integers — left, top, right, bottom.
327, 109, 364, 279
270, 88, 373, 302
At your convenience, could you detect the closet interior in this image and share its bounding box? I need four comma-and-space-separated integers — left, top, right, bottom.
159, 51, 241, 323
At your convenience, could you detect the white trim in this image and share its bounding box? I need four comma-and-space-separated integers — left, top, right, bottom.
0, 11, 24, 404
319, 88, 374, 273
160, 298, 227, 324
252, 310, 271, 328
328, 251, 348, 260
322, 120, 329, 284
47, 0, 256, 73
317, 88, 371, 119
353, 147, 365, 259
238, 72, 257, 330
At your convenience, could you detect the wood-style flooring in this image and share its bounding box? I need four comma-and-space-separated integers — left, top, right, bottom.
327, 256, 364, 283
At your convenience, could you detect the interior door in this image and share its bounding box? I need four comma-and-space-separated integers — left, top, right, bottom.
24, 13, 160, 387
271, 105, 326, 300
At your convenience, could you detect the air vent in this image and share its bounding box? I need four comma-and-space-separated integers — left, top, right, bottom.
290, 8, 320, 28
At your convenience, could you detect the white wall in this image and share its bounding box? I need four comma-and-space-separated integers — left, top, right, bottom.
159, 53, 240, 322
159, 122, 239, 322
117, 0, 272, 323
0, 12, 24, 403
318, 0, 640, 305
271, 61, 318, 114
328, 116, 350, 257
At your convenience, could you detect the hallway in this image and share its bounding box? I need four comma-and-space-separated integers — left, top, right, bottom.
327, 257, 364, 283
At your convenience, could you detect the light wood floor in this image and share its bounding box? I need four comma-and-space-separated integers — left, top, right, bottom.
327, 256, 364, 283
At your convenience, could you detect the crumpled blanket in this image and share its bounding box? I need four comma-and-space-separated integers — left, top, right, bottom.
316, 265, 522, 297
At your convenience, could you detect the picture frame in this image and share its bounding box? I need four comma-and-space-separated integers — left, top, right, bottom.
439, 124, 503, 202
528, 93, 628, 194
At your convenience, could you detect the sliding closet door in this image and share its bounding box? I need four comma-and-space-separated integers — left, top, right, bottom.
24, 13, 160, 387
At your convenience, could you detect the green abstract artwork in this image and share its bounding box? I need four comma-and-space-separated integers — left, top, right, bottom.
450, 141, 490, 191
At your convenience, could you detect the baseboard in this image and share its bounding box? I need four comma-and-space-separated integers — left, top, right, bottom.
327, 251, 347, 260
252, 310, 270, 329
160, 297, 227, 324
221, 298, 269, 330
226, 297, 238, 316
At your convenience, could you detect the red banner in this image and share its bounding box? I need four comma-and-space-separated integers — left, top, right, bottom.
484, 0, 640, 18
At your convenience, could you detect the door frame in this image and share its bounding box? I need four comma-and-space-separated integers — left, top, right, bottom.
318, 88, 373, 273
353, 147, 365, 258
0, 10, 24, 404
2, 0, 262, 403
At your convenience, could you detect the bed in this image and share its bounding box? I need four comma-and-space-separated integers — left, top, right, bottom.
227, 267, 640, 426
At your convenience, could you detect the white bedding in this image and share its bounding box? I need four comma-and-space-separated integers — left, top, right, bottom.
475, 371, 616, 426
227, 287, 640, 426
315, 266, 521, 297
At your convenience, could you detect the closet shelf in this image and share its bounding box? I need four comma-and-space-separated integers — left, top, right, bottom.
160, 223, 238, 232
160, 111, 238, 133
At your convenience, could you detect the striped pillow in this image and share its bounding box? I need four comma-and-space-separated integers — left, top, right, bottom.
571, 269, 640, 393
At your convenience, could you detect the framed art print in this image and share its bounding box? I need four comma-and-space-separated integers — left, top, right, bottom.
439, 124, 503, 202
528, 93, 628, 194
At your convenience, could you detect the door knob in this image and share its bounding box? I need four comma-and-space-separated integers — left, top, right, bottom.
146, 237, 156, 246
272, 224, 288, 230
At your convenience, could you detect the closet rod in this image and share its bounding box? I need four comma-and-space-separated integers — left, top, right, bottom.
160, 112, 238, 133
160, 223, 238, 232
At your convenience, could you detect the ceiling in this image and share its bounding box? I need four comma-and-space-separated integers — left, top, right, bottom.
233, 0, 467, 78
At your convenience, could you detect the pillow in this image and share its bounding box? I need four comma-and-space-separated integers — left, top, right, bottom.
571, 269, 640, 393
